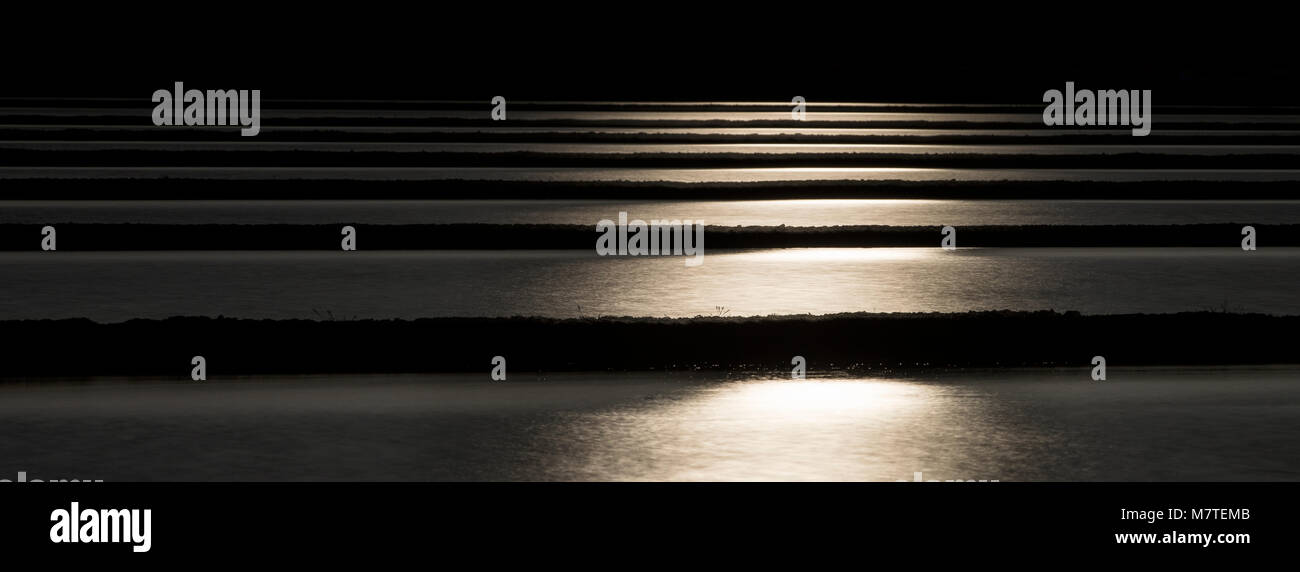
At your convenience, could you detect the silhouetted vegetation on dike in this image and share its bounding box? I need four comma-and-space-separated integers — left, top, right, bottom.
1, 311, 1295, 378
0, 223, 1291, 251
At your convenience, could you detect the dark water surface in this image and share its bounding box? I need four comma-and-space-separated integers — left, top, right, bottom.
0, 248, 1293, 320
2, 367, 1296, 481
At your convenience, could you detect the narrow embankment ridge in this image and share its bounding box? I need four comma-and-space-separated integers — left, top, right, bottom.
1, 311, 1294, 377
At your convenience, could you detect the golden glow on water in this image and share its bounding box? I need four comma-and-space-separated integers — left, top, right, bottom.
727, 247, 942, 264
557, 378, 982, 482
754, 167, 941, 174
768, 198, 943, 207
716, 378, 918, 415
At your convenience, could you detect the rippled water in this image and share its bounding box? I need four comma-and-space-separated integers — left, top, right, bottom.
8, 141, 1300, 154
6, 166, 1300, 181
8, 107, 1300, 123
2, 367, 1297, 481
1, 248, 1294, 320
5, 199, 1298, 226
16, 126, 1298, 137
